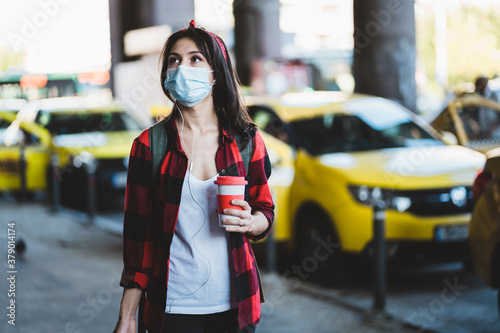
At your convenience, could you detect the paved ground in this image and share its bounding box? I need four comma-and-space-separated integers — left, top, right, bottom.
0, 201, 427, 333
329, 264, 500, 333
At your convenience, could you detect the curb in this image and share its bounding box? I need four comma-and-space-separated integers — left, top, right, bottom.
293, 279, 441, 333
56, 207, 123, 235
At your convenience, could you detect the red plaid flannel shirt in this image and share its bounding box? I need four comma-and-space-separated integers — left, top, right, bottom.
120, 117, 274, 332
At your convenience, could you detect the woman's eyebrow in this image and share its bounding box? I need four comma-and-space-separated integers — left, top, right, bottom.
168, 50, 203, 57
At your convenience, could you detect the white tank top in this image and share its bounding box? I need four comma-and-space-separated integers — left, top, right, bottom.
166, 170, 237, 314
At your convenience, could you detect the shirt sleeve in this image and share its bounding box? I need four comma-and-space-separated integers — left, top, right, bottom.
247, 130, 275, 241
120, 133, 155, 290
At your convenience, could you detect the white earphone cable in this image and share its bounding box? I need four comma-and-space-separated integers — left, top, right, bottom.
167, 90, 215, 312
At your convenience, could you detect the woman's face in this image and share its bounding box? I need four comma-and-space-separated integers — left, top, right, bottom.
167, 37, 214, 82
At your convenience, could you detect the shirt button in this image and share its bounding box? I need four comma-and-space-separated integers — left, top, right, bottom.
221, 169, 226, 174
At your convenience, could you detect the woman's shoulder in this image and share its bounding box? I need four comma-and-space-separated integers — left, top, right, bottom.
135, 128, 151, 149
253, 127, 266, 143
134, 116, 174, 149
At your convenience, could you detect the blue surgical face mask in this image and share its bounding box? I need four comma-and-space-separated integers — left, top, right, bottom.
164, 65, 215, 107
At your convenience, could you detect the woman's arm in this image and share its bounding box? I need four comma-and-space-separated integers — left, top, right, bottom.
113, 288, 143, 333
120, 134, 155, 286
115, 132, 155, 332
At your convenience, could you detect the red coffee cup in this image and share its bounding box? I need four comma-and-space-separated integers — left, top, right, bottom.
214, 176, 248, 228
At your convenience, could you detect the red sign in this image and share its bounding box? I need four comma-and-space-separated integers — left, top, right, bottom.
20, 75, 48, 89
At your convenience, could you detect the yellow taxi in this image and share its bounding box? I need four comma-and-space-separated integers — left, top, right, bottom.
431, 94, 500, 153
0, 97, 142, 205
0, 98, 47, 195
246, 91, 486, 283
0, 99, 27, 115
469, 147, 500, 315
150, 103, 173, 123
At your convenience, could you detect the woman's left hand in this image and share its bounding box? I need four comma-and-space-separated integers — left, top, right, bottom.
223, 199, 269, 237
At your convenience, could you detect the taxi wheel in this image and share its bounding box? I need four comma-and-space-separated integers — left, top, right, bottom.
295, 209, 348, 287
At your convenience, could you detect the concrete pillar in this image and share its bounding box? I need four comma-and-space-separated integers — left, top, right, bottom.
108, 0, 122, 94
109, 0, 153, 64
352, 0, 417, 112
151, 0, 195, 29
108, 0, 194, 93
109, 0, 152, 93
233, 0, 281, 85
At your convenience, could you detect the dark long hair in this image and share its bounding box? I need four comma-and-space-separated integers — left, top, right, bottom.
159, 23, 255, 144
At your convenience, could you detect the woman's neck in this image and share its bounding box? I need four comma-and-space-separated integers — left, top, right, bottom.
175, 97, 218, 133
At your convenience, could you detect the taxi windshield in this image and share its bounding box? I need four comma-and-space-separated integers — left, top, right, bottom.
36, 111, 142, 135
291, 112, 444, 156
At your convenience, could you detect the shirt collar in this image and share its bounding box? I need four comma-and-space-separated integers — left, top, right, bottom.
220, 125, 233, 145
164, 116, 184, 154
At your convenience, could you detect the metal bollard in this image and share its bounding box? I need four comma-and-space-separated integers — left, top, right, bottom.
373, 199, 387, 313
267, 225, 276, 273
50, 154, 61, 212
18, 142, 27, 203
82, 152, 97, 224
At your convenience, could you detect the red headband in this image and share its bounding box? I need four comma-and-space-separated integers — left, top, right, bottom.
188, 20, 227, 62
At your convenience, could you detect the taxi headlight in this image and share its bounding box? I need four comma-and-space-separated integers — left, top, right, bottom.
392, 196, 412, 212
348, 185, 412, 212
68, 151, 97, 170
353, 185, 371, 203
68, 154, 83, 168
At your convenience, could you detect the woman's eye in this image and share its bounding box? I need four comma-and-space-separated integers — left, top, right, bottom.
191, 56, 202, 63
168, 57, 179, 64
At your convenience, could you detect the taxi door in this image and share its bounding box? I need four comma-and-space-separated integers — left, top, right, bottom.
0, 116, 51, 192
248, 105, 296, 242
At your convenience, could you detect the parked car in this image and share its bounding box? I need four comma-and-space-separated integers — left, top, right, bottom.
0, 99, 28, 139
0, 98, 27, 115
431, 94, 500, 153
0, 97, 142, 206
0, 103, 49, 195
469, 147, 500, 315
0, 100, 25, 138
246, 91, 486, 284
149, 103, 173, 124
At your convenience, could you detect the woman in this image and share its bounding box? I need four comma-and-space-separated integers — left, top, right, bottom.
113, 21, 274, 333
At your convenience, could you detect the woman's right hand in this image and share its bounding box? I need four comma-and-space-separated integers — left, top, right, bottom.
113, 315, 136, 333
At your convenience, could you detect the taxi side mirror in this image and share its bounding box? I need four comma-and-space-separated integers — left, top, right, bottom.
440, 131, 458, 145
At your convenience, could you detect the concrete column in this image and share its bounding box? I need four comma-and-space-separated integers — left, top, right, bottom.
108, 0, 122, 94
233, 0, 281, 85
109, 0, 153, 93
108, 0, 193, 64
352, 0, 417, 112
108, 0, 194, 93
151, 0, 195, 29
109, 0, 153, 64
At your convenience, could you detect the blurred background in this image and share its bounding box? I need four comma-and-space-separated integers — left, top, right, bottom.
1, 0, 499, 122
2, 1, 500, 333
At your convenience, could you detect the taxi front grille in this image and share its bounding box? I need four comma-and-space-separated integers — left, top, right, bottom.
397, 187, 473, 217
